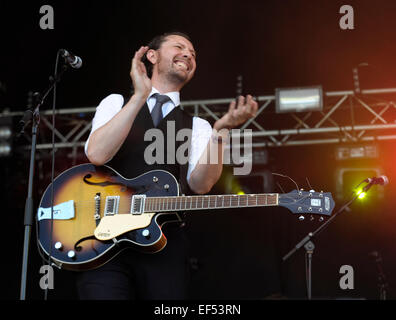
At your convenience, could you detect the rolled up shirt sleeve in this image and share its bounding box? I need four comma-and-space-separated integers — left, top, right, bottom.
84, 94, 124, 157
187, 117, 213, 182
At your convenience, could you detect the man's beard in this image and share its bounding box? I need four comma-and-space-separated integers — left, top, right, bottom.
157, 56, 191, 86
165, 68, 189, 85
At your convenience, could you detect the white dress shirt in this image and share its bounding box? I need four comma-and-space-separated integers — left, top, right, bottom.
85, 88, 213, 181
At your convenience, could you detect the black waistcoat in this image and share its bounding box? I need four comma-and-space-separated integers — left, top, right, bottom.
107, 102, 194, 195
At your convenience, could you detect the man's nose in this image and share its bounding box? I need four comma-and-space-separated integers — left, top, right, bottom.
182, 49, 193, 59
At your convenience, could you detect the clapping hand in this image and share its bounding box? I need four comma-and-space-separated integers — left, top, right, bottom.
130, 46, 152, 100
214, 95, 259, 131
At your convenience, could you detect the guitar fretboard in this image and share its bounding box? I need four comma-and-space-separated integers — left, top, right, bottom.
144, 194, 278, 212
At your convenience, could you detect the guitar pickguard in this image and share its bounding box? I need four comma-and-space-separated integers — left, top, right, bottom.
94, 213, 155, 240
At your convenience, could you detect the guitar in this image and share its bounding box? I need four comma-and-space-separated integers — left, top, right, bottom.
37, 163, 335, 271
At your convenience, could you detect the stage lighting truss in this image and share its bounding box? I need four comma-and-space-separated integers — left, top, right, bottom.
1, 87, 396, 162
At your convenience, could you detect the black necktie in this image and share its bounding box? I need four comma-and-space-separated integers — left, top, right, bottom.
151, 93, 171, 127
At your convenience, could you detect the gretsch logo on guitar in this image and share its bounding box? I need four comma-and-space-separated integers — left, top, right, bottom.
37, 163, 335, 271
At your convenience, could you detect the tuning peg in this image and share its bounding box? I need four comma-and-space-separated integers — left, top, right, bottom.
310, 215, 314, 221
298, 215, 305, 221
319, 217, 324, 222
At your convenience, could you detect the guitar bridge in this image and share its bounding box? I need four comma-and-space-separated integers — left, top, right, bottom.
131, 195, 146, 215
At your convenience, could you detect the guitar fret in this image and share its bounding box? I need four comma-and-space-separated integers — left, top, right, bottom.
248, 195, 255, 206
145, 193, 280, 213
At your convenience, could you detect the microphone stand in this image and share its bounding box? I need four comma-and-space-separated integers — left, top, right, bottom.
19, 62, 69, 300
282, 182, 376, 300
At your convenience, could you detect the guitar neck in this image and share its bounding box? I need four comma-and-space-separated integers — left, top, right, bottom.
144, 194, 279, 213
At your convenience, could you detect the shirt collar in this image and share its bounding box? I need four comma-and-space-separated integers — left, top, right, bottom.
149, 87, 180, 107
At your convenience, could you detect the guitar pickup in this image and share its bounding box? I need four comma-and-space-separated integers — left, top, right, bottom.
131, 195, 146, 215
104, 196, 120, 216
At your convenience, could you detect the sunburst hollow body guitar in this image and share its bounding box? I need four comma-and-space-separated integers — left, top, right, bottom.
37, 164, 335, 271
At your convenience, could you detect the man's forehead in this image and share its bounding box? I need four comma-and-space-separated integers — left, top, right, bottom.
164, 35, 195, 50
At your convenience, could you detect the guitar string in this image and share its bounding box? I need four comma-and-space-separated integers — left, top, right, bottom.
48, 195, 277, 214
48, 194, 317, 215
50, 193, 276, 205
49, 192, 312, 207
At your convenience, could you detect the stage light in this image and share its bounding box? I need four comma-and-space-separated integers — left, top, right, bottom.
0, 142, 11, 157
358, 192, 366, 199
0, 126, 12, 139
335, 167, 384, 201
0, 118, 13, 158
275, 86, 323, 113
356, 189, 367, 199
335, 144, 378, 161
224, 169, 275, 195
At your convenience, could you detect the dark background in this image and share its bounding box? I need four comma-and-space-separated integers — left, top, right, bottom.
1, 0, 396, 300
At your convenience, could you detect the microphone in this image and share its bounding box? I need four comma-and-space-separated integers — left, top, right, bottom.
60, 49, 82, 69
365, 175, 389, 186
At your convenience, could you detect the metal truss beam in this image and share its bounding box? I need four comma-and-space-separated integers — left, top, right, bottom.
2, 88, 396, 161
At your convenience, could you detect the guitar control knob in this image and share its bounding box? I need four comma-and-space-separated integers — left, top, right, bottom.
67, 250, 76, 259
54, 242, 63, 251
142, 229, 150, 238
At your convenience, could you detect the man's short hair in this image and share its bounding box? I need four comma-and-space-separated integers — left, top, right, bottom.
143, 31, 192, 78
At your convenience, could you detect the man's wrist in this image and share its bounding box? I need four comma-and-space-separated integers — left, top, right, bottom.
213, 119, 231, 132
211, 128, 229, 144
128, 93, 148, 110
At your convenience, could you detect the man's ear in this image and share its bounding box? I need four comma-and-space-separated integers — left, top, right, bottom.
146, 49, 158, 65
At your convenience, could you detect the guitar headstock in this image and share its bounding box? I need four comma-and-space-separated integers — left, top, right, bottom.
279, 190, 335, 217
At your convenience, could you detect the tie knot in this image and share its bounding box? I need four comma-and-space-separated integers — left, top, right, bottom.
152, 93, 171, 105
